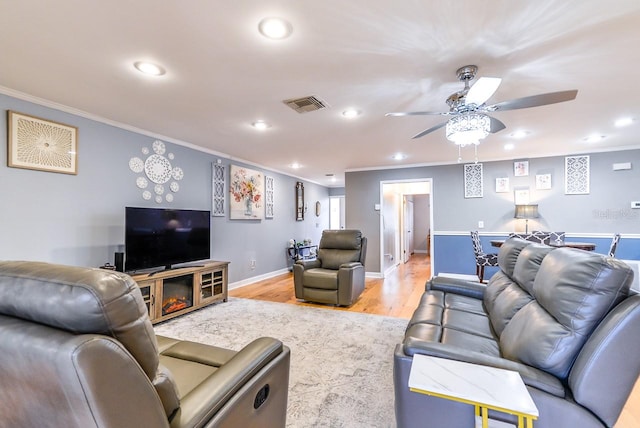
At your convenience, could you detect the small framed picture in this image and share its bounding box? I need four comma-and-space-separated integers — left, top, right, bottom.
536, 174, 552, 190
514, 189, 530, 205
514, 161, 529, 177
495, 177, 509, 193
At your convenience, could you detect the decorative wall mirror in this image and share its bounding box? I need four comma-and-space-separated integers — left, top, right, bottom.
296, 182, 304, 221
315, 201, 321, 217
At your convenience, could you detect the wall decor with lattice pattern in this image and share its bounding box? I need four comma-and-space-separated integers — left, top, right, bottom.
212, 162, 226, 216
265, 175, 274, 218
464, 163, 483, 198
565, 155, 590, 195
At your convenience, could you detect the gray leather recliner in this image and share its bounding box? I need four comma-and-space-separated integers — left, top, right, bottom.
293, 229, 367, 306
0, 261, 290, 428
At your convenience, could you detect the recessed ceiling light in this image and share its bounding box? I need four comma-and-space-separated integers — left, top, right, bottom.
615, 117, 635, 127
342, 109, 361, 118
583, 134, 606, 143
290, 162, 301, 169
258, 17, 293, 40
509, 130, 530, 139
392, 153, 406, 161
252, 120, 271, 130
133, 61, 166, 76
504, 143, 515, 150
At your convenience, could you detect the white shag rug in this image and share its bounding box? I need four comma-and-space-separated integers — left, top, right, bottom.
154, 298, 408, 428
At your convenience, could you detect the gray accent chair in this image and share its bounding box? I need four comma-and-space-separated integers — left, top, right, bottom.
293, 229, 367, 306
394, 238, 640, 428
0, 261, 290, 428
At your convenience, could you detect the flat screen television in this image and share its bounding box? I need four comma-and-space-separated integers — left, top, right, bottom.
125, 207, 210, 273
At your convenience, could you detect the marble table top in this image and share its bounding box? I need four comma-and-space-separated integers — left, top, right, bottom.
408, 354, 539, 418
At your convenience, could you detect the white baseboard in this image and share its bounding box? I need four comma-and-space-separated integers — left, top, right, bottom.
229, 268, 290, 290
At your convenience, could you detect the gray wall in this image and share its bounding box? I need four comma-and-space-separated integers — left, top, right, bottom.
0, 94, 330, 283
413, 195, 430, 252
346, 150, 640, 273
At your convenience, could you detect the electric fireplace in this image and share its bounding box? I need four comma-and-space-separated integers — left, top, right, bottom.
161, 273, 194, 316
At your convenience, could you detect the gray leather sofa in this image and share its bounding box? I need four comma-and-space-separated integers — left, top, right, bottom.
0, 261, 290, 428
394, 238, 640, 428
293, 229, 367, 306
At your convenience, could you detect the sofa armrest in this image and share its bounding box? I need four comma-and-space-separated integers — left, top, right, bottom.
426, 276, 486, 299
339, 262, 362, 270
295, 259, 321, 270
403, 338, 565, 398
168, 337, 287, 427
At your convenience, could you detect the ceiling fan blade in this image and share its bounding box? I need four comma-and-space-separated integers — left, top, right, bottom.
489, 117, 506, 133
386, 111, 450, 117
488, 89, 578, 112
466, 77, 502, 106
411, 121, 447, 139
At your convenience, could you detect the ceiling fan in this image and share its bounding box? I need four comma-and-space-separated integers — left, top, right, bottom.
386, 65, 578, 145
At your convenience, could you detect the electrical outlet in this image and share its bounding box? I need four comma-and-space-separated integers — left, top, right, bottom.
249, 259, 256, 269
478, 220, 485, 229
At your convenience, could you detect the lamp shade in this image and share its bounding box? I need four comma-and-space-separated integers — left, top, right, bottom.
514, 204, 539, 219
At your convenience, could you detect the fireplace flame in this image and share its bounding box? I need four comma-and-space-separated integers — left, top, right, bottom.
162, 297, 190, 314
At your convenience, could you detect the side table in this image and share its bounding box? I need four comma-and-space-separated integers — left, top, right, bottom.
408, 354, 538, 428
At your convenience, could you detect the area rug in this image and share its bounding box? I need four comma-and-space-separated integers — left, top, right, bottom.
154, 298, 408, 428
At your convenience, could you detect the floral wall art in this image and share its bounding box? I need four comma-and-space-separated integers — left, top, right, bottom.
230, 165, 264, 220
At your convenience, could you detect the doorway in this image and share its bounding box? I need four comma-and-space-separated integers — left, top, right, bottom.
380, 179, 432, 277
329, 196, 345, 230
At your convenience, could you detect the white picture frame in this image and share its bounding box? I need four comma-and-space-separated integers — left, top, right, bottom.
535, 174, 552, 190
514, 160, 529, 177
495, 177, 509, 193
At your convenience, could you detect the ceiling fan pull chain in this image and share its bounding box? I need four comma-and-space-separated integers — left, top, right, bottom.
457, 145, 462, 163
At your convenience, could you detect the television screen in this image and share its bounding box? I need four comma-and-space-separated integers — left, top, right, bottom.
125, 207, 210, 272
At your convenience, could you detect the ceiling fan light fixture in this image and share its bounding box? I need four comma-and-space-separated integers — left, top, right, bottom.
445, 113, 491, 146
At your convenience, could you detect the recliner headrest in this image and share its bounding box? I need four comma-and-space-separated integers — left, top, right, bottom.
319, 229, 362, 250
0, 261, 159, 379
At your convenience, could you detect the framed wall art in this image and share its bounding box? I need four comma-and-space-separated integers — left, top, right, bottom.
495, 177, 509, 193
230, 165, 264, 219
514, 160, 529, 177
265, 175, 274, 218
514, 188, 530, 205
565, 155, 590, 195
7, 110, 78, 175
535, 174, 552, 190
463, 163, 483, 198
212, 162, 226, 216
295, 182, 304, 221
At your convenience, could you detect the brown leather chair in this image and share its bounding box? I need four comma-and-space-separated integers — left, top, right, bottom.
0, 261, 290, 428
293, 229, 367, 306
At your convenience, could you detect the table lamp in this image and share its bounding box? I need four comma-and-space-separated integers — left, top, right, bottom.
514, 204, 539, 234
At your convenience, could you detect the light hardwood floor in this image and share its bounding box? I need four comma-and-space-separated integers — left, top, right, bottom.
230, 253, 639, 427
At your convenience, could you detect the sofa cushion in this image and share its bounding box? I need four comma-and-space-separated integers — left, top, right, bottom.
302, 268, 338, 289
500, 249, 633, 379
512, 244, 556, 295
484, 244, 554, 337
497, 237, 532, 278
318, 249, 361, 270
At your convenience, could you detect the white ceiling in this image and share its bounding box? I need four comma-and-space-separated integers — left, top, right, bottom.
1, 1, 639, 187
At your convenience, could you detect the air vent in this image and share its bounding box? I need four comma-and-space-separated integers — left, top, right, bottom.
283, 95, 328, 113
